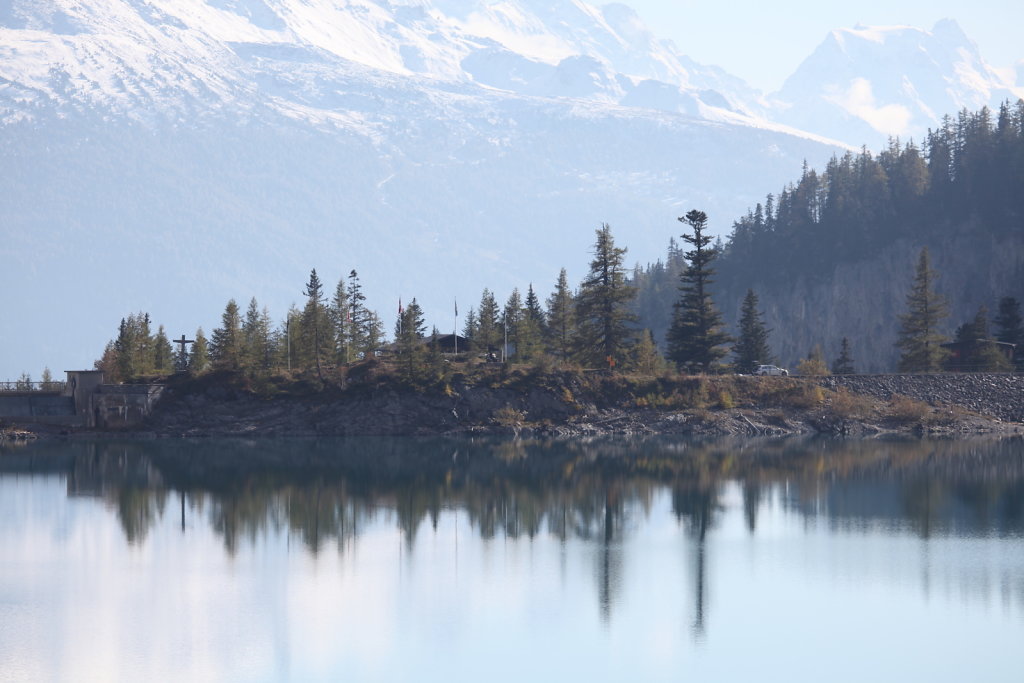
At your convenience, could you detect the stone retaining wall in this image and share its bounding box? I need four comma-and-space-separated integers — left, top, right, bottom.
818, 374, 1024, 423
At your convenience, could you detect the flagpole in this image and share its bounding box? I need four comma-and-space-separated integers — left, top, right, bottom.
454, 298, 458, 355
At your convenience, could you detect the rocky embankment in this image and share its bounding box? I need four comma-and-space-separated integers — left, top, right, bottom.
131, 369, 1022, 439
818, 373, 1024, 424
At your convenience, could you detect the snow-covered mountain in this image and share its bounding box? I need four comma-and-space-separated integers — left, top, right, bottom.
0, 0, 840, 378
772, 19, 1023, 147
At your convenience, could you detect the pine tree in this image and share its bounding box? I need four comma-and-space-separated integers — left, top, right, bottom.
731, 289, 772, 374
189, 328, 210, 374
461, 307, 479, 352
832, 337, 856, 375
545, 268, 575, 362
241, 298, 274, 375
301, 268, 330, 381
113, 312, 155, 380
153, 325, 174, 374
574, 224, 636, 368
362, 310, 384, 358
347, 270, 368, 358
41, 367, 54, 391
948, 306, 1011, 372
503, 288, 523, 361
331, 277, 352, 365
395, 298, 427, 380
476, 289, 501, 356
346, 270, 381, 359
667, 210, 731, 372
210, 300, 243, 370
114, 316, 136, 380
895, 248, 950, 372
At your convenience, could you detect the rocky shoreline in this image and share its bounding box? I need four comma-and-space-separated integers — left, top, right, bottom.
117, 371, 1024, 439
5, 371, 1020, 441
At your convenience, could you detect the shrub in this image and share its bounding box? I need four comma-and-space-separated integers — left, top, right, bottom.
781, 383, 824, 409
717, 390, 735, 409
493, 404, 525, 427
888, 394, 931, 423
828, 387, 871, 419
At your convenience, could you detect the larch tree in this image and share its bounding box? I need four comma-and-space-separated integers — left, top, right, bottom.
731, 289, 772, 374
895, 248, 950, 372
667, 210, 731, 372
153, 325, 174, 374
573, 223, 636, 368
210, 300, 243, 371
189, 328, 210, 374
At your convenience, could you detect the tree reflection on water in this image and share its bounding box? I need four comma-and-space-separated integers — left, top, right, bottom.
4, 435, 1023, 550
3, 435, 1023, 632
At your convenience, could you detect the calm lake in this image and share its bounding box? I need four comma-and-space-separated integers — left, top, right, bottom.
1, 436, 1023, 682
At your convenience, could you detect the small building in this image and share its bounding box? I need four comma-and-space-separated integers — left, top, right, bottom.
0, 370, 164, 428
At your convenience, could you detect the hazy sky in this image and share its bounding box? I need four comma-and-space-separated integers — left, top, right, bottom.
622, 0, 1024, 92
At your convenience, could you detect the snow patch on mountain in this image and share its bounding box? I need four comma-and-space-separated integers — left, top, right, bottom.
774, 19, 1023, 146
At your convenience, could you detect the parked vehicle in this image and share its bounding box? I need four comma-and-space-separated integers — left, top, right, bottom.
756, 364, 789, 376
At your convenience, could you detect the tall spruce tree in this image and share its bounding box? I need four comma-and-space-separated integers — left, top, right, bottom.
518, 283, 545, 360
947, 306, 1011, 372
301, 268, 330, 381
667, 210, 731, 372
331, 278, 352, 365
347, 270, 371, 359
545, 268, 575, 362
573, 224, 635, 367
895, 248, 950, 372
732, 289, 772, 374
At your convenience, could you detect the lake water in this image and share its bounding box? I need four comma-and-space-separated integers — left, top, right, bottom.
1, 436, 1023, 682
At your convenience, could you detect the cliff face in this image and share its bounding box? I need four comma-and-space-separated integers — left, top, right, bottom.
715, 234, 1024, 373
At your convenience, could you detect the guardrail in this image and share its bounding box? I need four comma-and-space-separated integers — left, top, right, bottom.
0, 381, 67, 392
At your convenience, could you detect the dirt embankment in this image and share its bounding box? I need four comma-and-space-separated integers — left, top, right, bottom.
129, 369, 1021, 439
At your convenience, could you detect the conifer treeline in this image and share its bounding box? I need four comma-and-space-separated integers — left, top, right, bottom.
95, 227, 670, 381
719, 100, 1024, 284
631, 100, 1024, 369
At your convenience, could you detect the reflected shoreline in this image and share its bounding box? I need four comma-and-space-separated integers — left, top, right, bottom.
3, 435, 1023, 552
